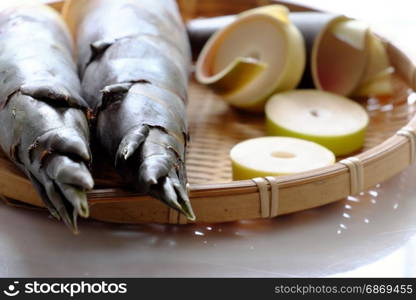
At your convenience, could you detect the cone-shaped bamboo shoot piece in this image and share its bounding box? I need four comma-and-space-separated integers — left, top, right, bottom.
309, 14, 394, 97
310, 16, 369, 95
0, 0, 93, 232
196, 5, 305, 112
63, 0, 195, 220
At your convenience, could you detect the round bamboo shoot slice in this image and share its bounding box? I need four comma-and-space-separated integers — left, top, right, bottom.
230, 136, 335, 180
265, 90, 369, 156
196, 5, 305, 112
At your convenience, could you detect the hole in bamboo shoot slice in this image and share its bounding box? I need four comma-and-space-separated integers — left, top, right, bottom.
271, 151, 296, 159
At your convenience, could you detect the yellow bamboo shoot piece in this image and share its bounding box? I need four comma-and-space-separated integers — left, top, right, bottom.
353, 34, 394, 96
265, 90, 369, 156
196, 5, 305, 112
231, 137, 335, 180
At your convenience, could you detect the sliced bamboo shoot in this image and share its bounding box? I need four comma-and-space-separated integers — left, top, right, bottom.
230, 137, 335, 180
196, 5, 305, 112
203, 57, 267, 96
265, 90, 369, 156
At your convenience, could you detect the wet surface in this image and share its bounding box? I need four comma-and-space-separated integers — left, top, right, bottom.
1, 163, 415, 277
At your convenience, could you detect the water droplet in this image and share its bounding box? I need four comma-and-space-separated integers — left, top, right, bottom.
194, 231, 204, 236
364, 218, 370, 224
370, 199, 377, 204
407, 93, 416, 105
393, 203, 399, 210
148, 236, 158, 245
347, 196, 359, 202
375, 184, 381, 188
344, 204, 352, 210
381, 104, 393, 112
342, 213, 351, 219
340, 223, 347, 230
368, 97, 379, 105
206, 226, 212, 231
368, 190, 378, 197
367, 104, 381, 111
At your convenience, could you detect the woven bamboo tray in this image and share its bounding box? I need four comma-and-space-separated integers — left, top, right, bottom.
1, 0, 416, 225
